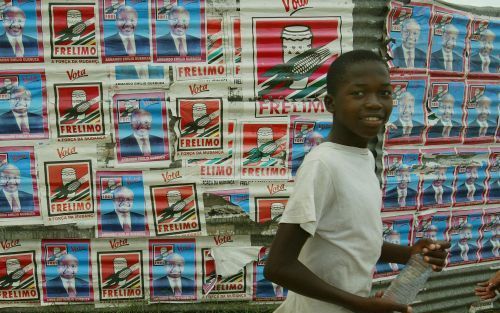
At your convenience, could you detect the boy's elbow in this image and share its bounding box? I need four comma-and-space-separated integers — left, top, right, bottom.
263, 258, 280, 282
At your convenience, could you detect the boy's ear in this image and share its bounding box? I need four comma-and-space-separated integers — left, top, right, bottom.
324, 94, 335, 115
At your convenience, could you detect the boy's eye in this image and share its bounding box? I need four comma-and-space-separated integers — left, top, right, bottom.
351, 91, 364, 97
380, 90, 392, 96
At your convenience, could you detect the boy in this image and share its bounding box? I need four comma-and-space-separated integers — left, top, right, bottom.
264, 50, 450, 313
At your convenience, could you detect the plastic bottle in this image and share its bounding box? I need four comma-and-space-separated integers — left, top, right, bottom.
382, 254, 432, 305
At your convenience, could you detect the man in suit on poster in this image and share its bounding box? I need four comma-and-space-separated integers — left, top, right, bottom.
427, 93, 461, 139
101, 186, 145, 233
470, 29, 499, 73
422, 166, 453, 207
481, 223, 500, 259
0, 86, 43, 135
120, 109, 165, 158
0, 163, 33, 213
454, 165, 485, 203
46, 254, 90, 298
0, 6, 38, 58
392, 18, 427, 68
386, 91, 423, 139
153, 252, 195, 297
430, 24, 462, 71
384, 165, 418, 209
466, 95, 494, 138
104, 5, 150, 57
156, 5, 201, 57
450, 223, 477, 263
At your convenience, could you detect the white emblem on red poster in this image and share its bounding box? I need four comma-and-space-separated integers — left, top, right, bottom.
54, 83, 105, 140
252, 17, 341, 100
150, 183, 203, 236
240, 122, 289, 180
44, 160, 94, 222
0, 249, 39, 303
176, 97, 223, 157
48, 2, 98, 62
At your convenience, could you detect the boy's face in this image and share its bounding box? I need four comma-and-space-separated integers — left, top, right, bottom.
327, 61, 392, 142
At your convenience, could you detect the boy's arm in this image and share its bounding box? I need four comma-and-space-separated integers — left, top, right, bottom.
379, 239, 450, 270
265, 223, 412, 313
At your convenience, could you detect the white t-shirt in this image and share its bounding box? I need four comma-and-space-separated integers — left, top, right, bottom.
275, 142, 384, 313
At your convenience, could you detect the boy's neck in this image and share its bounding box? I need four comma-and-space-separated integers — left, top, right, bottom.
327, 125, 369, 149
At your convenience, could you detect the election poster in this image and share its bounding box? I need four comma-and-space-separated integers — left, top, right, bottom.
92, 238, 148, 305
254, 98, 328, 119
463, 80, 498, 144
40, 239, 93, 304
425, 78, 465, 145
145, 167, 206, 237
202, 186, 250, 224
44, 0, 100, 63
448, 209, 482, 267
96, 170, 150, 238
429, 4, 470, 75
381, 149, 421, 212
151, 0, 206, 63
112, 91, 170, 167
480, 207, 499, 262
374, 214, 413, 279
419, 148, 456, 210
172, 90, 229, 160
289, 116, 331, 177
487, 147, 500, 204
197, 235, 251, 301
467, 16, 499, 77
386, 1, 431, 72
452, 148, 488, 207
0, 146, 41, 226
184, 120, 236, 181
0, 0, 43, 63
249, 182, 292, 230
252, 247, 287, 301
239, 121, 290, 181
383, 76, 427, 146
174, 16, 227, 81
149, 238, 197, 302
99, 0, 152, 63
0, 69, 48, 142
413, 210, 450, 246
0, 239, 40, 307
36, 143, 97, 226
240, 0, 352, 101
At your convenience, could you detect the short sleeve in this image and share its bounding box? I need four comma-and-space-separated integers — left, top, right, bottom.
279, 159, 334, 236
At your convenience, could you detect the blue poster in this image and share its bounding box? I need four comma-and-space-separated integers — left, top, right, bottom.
97, 171, 148, 237
453, 153, 488, 207
487, 150, 499, 203
468, 18, 499, 75
42, 240, 92, 302
289, 119, 331, 177
0, 70, 47, 140
426, 80, 465, 145
114, 64, 165, 80
385, 78, 426, 146
387, 2, 431, 70
448, 210, 481, 266
420, 150, 456, 209
429, 7, 469, 73
375, 215, 413, 278
0, 147, 38, 218
464, 83, 498, 143
100, 0, 151, 62
0, 0, 43, 61
480, 209, 499, 261
150, 239, 197, 301
382, 151, 420, 211
205, 188, 250, 219
414, 212, 450, 244
152, 0, 205, 63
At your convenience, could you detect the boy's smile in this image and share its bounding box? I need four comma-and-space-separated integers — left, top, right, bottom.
326, 61, 392, 147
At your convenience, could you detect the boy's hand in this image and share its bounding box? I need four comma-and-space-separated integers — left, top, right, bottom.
475, 271, 500, 300
357, 296, 412, 313
411, 238, 450, 271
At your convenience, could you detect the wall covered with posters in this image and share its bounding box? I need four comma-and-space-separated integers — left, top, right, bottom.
0, 0, 497, 308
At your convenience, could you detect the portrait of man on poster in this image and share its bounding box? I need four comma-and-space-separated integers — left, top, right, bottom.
153, 252, 195, 297
392, 18, 427, 68
46, 254, 90, 298
119, 109, 165, 158
0, 163, 34, 213
156, 5, 201, 57
101, 185, 146, 233
0, 86, 43, 135
0, 6, 38, 58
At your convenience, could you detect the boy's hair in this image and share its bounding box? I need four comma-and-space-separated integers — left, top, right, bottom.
326, 50, 388, 96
